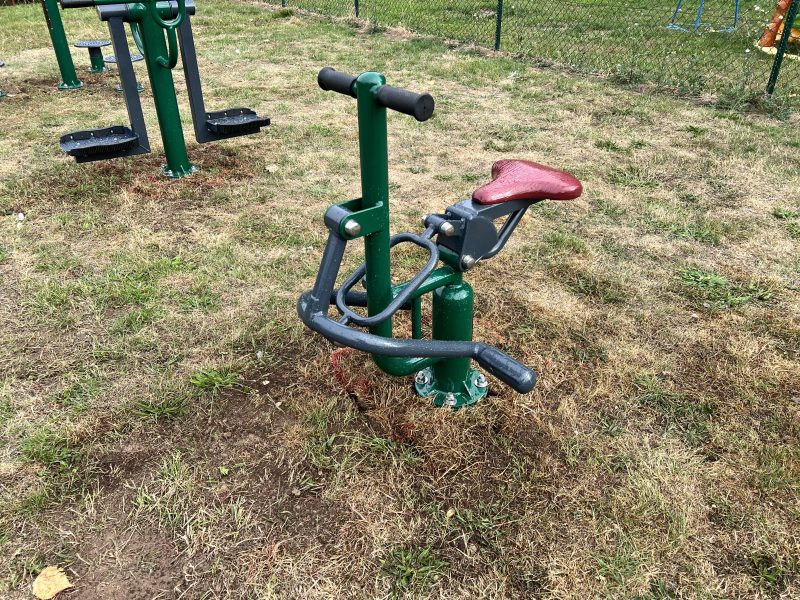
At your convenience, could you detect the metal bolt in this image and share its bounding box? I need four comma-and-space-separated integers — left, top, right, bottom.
439, 221, 456, 237
415, 371, 429, 386
444, 392, 458, 407
475, 374, 488, 388
344, 220, 361, 237
461, 254, 476, 270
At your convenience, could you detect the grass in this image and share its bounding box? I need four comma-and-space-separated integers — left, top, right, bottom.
291, 0, 800, 104
0, 1, 799, 598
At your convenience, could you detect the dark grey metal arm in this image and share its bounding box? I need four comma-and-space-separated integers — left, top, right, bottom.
297, 230, 537, 394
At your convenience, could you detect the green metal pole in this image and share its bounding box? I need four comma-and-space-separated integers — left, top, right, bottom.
41, 0, 82, 90
494, 0, 504, 51
767, 0, 799, 95
413, 276, 487, 408
355, 72, 393, 339
88, 49, 108, 73
131, 4, 196, 178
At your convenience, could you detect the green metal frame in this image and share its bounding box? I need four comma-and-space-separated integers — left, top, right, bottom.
343, 72, 486, 408
41, 0, 83, 89
77, 0, 196, 177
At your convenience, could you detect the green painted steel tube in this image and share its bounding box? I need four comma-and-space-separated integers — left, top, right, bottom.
130, 3, 195, 177
494, 0, 504, 51
767, 0, 800, 95
431, 278, 473, 392
88, 48, 107, 73
41, 0, 83, 89
355, 72, 393, 339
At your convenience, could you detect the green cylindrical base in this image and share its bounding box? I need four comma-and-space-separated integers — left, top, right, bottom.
89, 49, 107, 73
413, 281, 487, 409
115, 82, 145, 93
162, 163, 199, 179
58, 80, 83, 90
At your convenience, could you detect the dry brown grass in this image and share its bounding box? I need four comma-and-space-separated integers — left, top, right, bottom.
1, 1, 799, 598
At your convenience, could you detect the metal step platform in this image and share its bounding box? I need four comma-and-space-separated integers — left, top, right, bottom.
205, 108, 270, 135
60, 125, 139, 161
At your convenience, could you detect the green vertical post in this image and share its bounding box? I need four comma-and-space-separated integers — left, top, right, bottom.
355, 72, 393, 339
494, 0, 504, 51
354, 0, 359, 18
132, 5, 196, 178
431, 279, 472, 389
767, 0, 799, 95
416, 275, 487, 408
88, 49, 107, 73
41, 0, 83, 89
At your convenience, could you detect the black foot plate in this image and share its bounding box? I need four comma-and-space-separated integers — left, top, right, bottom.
60, 125, 139, 159
205, 108, 270, 136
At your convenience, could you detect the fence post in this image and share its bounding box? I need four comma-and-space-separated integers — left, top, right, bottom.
767, 0, 799, 95
494, 0, 504, 51
355, 0, 359, 18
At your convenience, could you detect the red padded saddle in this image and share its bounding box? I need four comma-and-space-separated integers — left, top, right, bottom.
472, 159, 583, 205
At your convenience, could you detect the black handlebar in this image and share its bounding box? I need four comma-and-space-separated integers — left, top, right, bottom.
318, 67, 435, 122
317, 66, 357, 98
60, 0, 95, 7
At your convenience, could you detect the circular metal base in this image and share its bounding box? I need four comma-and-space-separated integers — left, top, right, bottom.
115, 83, 145, 93
414, 367, 488, 409
58, 81, 83, 90
162, 163, 199, 179
89, 66, 109, 74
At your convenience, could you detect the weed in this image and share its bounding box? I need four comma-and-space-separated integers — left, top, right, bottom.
748, 552, 798, 593
609, 165, 658, 189
381, 546, 447, 598
772, 207, 799, 221
189, 368, 239, 397
678, 267, 773, 310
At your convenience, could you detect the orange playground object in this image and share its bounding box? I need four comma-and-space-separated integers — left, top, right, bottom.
759, 0, 800, 47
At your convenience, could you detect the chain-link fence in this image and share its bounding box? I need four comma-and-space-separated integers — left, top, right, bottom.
276, 0, 800, 106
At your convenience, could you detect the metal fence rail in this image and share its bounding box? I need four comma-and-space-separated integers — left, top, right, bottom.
278, 0, 800, 105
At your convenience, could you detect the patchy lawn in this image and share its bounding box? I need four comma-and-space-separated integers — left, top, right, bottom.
0, 1, 798, 598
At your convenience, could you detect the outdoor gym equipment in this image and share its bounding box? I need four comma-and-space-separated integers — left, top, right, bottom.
298, 68, 583, 408
41, 0, 83, 89
105, 52, 145, 93
0, 61, 6, 99
667, 0, 740, 33
58, 0, 270, 178
73, 39, 111, 73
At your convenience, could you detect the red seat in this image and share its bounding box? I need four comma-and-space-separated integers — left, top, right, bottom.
472, 159, 583, 205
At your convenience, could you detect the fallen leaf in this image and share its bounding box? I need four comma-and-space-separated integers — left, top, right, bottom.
32, 566, 72, 599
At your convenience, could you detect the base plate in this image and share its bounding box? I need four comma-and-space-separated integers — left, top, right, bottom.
162, 163, 199, 179
414, 367, 488, 409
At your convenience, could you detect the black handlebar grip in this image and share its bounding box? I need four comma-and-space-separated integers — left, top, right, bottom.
376, 84, 435, 122
318, 67, 357, 98
475, 346, 537, 394
60, 0, 95, 7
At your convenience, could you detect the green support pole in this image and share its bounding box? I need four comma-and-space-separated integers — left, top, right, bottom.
355, 72, 393, 340
767, 0, 800, 95
88, 49, 107, 73
348, 71, 485, 407
41, 0, 83, 89
494, 0, 504, 51
415, 278, 488, 408
131, 5, 196, 178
